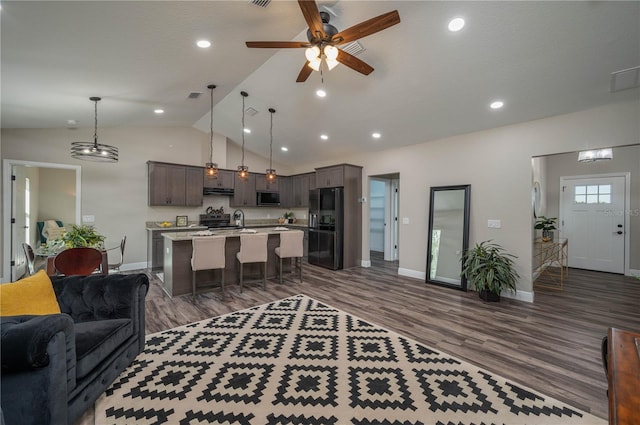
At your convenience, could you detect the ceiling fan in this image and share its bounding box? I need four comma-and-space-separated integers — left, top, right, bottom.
246, 0, 400, 82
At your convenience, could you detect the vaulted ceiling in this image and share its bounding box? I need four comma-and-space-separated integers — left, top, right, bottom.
2, 1, 639, 165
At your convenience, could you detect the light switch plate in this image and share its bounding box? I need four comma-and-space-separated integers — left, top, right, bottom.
82, 215, 95, 223
488, 219, 501, 228
402, 217, 410, 225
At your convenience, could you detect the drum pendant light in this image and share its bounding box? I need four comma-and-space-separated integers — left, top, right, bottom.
205, 84, 218, 178
71, 97, 118, 162
266, 108, 276, 182
237, 91, 249, 181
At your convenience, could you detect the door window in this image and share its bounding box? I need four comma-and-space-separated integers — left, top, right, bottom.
574, 184, 612, 204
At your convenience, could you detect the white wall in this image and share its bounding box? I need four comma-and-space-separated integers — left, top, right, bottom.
2, 100, 638, 289
291, 100, 640, 301
37, 167, 76, 229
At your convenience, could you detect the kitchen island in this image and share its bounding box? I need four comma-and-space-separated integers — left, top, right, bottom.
161, 227, 295, 297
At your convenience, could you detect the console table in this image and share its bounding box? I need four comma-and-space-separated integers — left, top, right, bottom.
604, 328, 640, 424
533, 237, 568, 289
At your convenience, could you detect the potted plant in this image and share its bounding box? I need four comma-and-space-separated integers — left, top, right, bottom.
534, 216, 557, 242
461, 240, 519, 302
59, 224, 106, 249
284, 212, 296, 224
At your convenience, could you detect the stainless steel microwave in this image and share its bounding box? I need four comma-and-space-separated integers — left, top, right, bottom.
256, 191, 280, 206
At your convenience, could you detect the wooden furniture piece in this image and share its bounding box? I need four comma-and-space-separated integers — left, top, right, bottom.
191, 236, 226, 300
236, 233, 268, 292
53, 247, 103, 275
275, 230, 304, 284
203, 169, 235, 190
603, 327, 640, 425
533, 237, 568, 289
106, 236, 126, 272
231, 173, 257, 207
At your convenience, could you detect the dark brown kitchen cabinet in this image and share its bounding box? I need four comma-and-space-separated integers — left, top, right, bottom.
203, 169, 235, 189
148, 161, 203, 206
255, 174, 280, 192
315, 165, 344, 188
278, 176, 292, 207
291, 173, 311, 208
231, 173, 257, 207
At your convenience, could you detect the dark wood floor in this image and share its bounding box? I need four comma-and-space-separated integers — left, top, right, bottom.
139, 254, 639, 420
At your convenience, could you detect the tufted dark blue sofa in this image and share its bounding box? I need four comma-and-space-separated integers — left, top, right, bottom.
0, 273, 149, 425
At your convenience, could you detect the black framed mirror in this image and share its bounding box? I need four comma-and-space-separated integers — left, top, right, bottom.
426, 184, 471, 291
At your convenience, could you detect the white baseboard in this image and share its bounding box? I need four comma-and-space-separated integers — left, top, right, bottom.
503, 290, 534, 303
629, 268, 639, 277
398, 268, 426, 280
361, 260, 371, 268
118, 262, 147, 272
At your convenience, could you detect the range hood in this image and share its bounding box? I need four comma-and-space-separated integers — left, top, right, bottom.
203, 187, 234, 196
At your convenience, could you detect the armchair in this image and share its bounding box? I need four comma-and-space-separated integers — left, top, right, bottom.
0, 273, 149, 425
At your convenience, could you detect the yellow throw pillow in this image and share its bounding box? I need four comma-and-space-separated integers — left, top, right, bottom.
0, 270, 61, 316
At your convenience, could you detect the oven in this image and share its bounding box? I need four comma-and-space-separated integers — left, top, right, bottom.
198, 213, 237, 229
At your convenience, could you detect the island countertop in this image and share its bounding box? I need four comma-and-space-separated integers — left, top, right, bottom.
161, 227, 296, 241
160, 227, 305, 298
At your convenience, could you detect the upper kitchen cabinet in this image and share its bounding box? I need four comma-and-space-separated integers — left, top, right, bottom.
255, 174, 280, 192
291, 173, 311, 208
315, 165, 345, 188
230, 173, 257, 207
203, 169, 235, 189
148, 161, 203, 206
278, 176, 292, 208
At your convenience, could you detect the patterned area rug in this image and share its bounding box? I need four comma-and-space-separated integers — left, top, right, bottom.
95, 294, 604, 424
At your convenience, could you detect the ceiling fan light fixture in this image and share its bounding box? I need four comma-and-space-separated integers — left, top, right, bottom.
305, 46, 320, 62
326, 58, 339, 70
308, 57, 321, 71
70, 96, 119, 163
324, 45, 338, 60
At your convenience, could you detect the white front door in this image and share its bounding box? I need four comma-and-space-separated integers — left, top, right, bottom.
560, 175, 626, 273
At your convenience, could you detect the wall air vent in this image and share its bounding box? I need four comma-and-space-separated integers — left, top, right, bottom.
245, 106, 259, 116
249, 0, 271, 8
610, 65, 640, 92
188, 92, 202, 99
341, 41, 365, 56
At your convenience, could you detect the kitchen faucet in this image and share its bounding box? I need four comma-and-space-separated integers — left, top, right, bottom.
233, 209, 245, 228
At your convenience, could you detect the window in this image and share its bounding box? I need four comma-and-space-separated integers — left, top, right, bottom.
574, 184, 611, 204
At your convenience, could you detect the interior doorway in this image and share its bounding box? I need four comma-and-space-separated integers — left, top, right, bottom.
2, 159, 81, 281
369, 173, 399, 262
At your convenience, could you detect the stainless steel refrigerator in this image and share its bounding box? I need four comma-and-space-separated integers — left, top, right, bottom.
308, 187, 344, 270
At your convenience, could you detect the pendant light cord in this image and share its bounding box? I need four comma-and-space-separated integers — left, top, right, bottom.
209, 86, 214, 163
241, 93, 246, 167
93, 99, 99, 148
269, 110, 273, 170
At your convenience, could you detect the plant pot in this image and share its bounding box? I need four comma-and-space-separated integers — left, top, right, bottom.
479, 289, 500, 302
542, 230, 554, 242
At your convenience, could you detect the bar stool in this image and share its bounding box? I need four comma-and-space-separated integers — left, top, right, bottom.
275, 230, 304, 284
236, 233, 268, 292
191, 236, 226, 301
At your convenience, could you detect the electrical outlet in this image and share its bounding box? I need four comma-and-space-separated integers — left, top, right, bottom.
488, 219, 501, 229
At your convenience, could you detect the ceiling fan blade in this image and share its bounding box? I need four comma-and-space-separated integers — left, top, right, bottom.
336, 49, 374, 75
332, 10, 400, 45
296, 62, 314, 82
246, 41, 309, 48
298, 0, 326, 40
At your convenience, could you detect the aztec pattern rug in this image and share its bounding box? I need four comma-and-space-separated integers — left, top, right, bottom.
95, 294, 605, 424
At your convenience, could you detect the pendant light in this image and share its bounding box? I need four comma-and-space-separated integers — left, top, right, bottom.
237, 91, 249, 180
71, 97, 118, 162
266, 107, 276, 182
205, 84, 218, 178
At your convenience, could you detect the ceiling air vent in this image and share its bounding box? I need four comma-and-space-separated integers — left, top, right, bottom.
188, 92, 202, 99
245, 106, 259, 116
610, 65, 640, 93
341, 41, 365, 56
249, 0, 271, 8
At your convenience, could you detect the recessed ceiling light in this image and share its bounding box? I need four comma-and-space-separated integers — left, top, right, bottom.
154, 109, 164, 114
490, 100, 504, 109
320, 134, 329, 140
281, 146, 288, 152
372, 132, 381, 139
448, 17, 465, 32
316, 89, 327, 97
243, 128, 251, 134
196, 40, 211, 48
